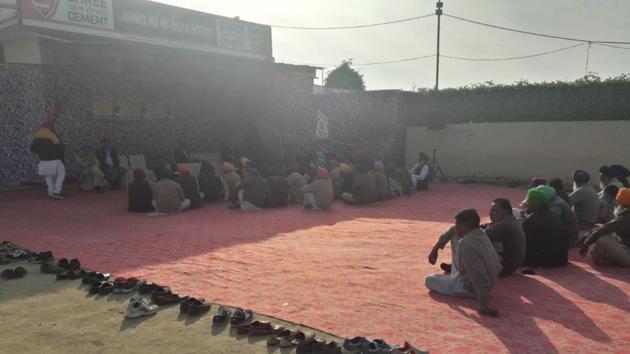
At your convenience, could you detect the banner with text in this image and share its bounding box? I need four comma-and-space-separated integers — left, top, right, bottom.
19, 0, 272, 60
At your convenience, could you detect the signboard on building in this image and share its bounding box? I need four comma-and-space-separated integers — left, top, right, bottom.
18, 0, 272, 60
20, 0, 114, 30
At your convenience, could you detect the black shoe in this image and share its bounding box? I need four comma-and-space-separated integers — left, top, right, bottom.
440, 263, 452, 274
68, 258, 81, 271
41, 262, 65, 274
52, 193, 65, 200
57, 258, 69, 270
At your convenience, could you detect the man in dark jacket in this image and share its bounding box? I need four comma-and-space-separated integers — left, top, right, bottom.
198, 161, 223, 203
266, 175, 289, 208
128, 169, 154, 212
96, 138, 126, 187
523, 188, 569, 268
174, 166, 204, 209
485, 198, 527, 277
341, 165, 379, 205
237, 168, 273, 211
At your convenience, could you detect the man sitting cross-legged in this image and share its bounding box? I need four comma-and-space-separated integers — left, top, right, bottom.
426, 209, 502, 317
577, 188, 630, 268
428, 199, 525, 277
483, 198, 527, 277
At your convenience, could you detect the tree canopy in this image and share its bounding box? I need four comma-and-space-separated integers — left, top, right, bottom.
325, 60, 366, 91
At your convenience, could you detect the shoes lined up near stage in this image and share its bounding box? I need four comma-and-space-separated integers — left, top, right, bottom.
340, 336, 428, 354
5, 241, 429, 354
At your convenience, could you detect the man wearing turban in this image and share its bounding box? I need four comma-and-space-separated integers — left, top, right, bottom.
578, 188, 630, 267
522, 188, 570, 268
30, 119, 66, 199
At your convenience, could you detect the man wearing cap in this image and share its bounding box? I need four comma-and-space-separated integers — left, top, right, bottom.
523, 188, 570, 267
536, 185, 580, 246
578, 188, 630, 267
96, 138, 126, 188
174, 165, 204, 209
569, 170, 600, 230
302, 167, 334, 211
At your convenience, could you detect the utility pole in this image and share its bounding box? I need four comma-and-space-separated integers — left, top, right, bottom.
435, 0, 443, 91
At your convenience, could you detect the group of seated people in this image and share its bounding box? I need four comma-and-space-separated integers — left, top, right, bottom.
424, 165, 630, 317
126, 150, 434, 215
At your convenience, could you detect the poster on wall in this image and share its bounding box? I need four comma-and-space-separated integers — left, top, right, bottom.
92, 97, 174, 120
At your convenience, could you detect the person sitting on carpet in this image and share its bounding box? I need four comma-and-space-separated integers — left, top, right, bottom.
483, 198, 526, 277
523, 188, 569, 268
128, 169, 154, 213
426, 209, 501, 317
152, 170, 191, 214
341, 164, 379, 205
75, 145, 109, 193
409, 152, 431, 191
287, 171, 307, 204
535, 185, 580, 247
549, 178, 571, 206
237, 168, 273, 211
96, 138, 126, 188
390, 162, 413, 196
373, 161, 390, 201
266, 173, 290, 208
598, 185, 620, 224
428, 199, 525, 277
569, 170, 600, 230
328, 161, 344, 199
198, 161, 223, 203
30, 118, 66, 200
175, 166, 204, 210
303, 167, 334, 211
223, 162, 242, 206
578, 188, 630, 267
339, 163, 355, 196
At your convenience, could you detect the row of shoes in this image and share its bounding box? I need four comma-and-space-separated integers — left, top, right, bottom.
340, 337, 428, 354
19, 243, 428, 354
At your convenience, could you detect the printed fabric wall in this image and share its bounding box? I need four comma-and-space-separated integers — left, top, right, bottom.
312, 90, 404, 163
0, 64, 315, 184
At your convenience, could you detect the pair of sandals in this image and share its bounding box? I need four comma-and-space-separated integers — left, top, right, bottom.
82, 271, 110, 285
1, 266, 27, 279
267, 329, 316, 348
236, 321, 286, 337
89, 281, 115, 295
212, 306, 251, 326
43, 258, 82, 275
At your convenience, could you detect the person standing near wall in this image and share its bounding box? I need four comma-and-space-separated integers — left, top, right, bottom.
30, 118, 66, 200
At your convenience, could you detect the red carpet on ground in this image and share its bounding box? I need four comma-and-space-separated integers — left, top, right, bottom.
1, 183, 628, 353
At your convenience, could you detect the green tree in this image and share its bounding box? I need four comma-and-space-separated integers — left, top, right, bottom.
325, 60, 365, 91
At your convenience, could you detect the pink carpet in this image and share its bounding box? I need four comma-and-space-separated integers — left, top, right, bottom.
1, 183, 629, 353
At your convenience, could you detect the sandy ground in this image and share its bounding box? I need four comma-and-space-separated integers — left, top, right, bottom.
0, 261, 340, 354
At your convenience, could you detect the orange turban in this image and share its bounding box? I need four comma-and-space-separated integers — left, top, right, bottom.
616, 188, 630, 207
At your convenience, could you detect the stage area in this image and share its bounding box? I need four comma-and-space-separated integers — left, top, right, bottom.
2, 183, 629, 353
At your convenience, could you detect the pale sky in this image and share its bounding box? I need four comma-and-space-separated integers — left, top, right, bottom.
156, 0, 630, 90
